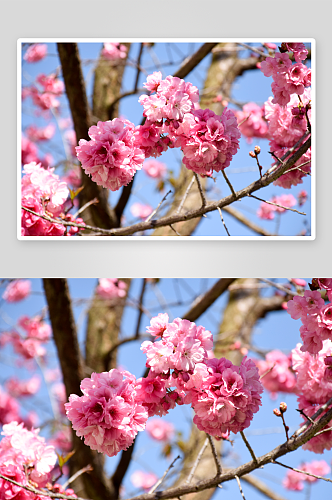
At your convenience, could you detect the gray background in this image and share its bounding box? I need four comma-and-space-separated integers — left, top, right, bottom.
3, 0, 328, 278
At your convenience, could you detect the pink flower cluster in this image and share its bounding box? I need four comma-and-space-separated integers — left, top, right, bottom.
257, 194, 296, 220
0, 422, 70, 500
255, 350, 297, 398
21, 162, 84, 237
131, 470, 158, 491
23, 44, 47, 63
0, 387, 21, 426
283, 460, 330, 491
235, 102, 270, 143
260, 44, 310, 107
2, 280, 31, 303
96, 278, 127, 300
143, 159, 167, 179
21, 162, 69, 236
287, 290, 332, 354
0, 421, 57, 486
139, 315, 263, 438
26, 124, 55, 142
137, 73, 240, 177
264, 89, 311, 189
102, 42, 128, 61
130, 203, 153, 219
76, 118, 145, 191
292, 340, 332, 453
0, 315, 51, 361
66, 315, 263, 457
188, 356, 263, 438
5, 376, 41, 398
145, 418, 174, 441
178, 108, 241, 177
21, 135, 53, 168
65, 369, 149, 457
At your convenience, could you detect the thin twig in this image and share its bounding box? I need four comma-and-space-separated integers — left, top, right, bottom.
258, 278, 297, 297
273, 460, 332, 484
207, 434, 222, 476
62, 465, 93, 489
177, 175, 195, 214
248, 194, 306, 216
217, 207, 230, 236
234, 475, 246, 500
186, 438, 209, 483
73, 198, 99, 218
240, 431, 258, 464
135, 279, 147, 339
237, 43, 268, 58
293, 396, 332, 437
194, 173, 206, 207
260, 363, 276, 380
313, 426, 332, 436
134, 43, 144, 92
169, 224, 181, 236
149, 456, 181, 494
145, 190, 172, 223
296, 409, 315, 425
222, 170, 236, 198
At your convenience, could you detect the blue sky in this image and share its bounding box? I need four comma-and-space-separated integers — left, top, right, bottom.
20, 41, 312, 237
0, 278, 330, 500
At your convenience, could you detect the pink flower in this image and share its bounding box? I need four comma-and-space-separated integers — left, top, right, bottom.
143, 159, 167, 179
5, 376, 41, 398
146, 313, 169, 338
2, 280, 31, 302
18, 315, 52, 341
96, 279, 127, 300
26, 124, 55, 142
130, 203, 153, 219
143, 71, 163, 92
291, 278, 307, 287
102, 43, 127, 61
131, 470, 158, 491
23, 44, 47, 63
0, 387, 21, 425
283, 468, 304, 491
256, 350, 297, 397
145, 418, 174, 441
76, 118, 145, 191
235, 102, 270, 142
190, 357, 263, 438
66, 369, 149, 457
36, 74, 64, 96
302, 460, 330, 482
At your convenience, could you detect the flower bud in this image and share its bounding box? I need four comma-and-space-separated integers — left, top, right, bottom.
273, 408, 282, 417
254, 146, 261, 155
249, 151, 256, 158
279, 402, 287, 413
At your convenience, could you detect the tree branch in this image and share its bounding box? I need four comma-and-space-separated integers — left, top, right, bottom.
182, 278, 236, 322
57, 43, 116, 229
123, 402, 332, 500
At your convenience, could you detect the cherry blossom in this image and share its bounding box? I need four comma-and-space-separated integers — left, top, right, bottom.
23, 44, 47, 63
96, 278, 127, 299
2, 280, 31, 303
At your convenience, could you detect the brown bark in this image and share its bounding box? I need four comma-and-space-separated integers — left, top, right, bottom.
85, 279, 131, 373
57, 43, 117, 230
42, 279, 115, 500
